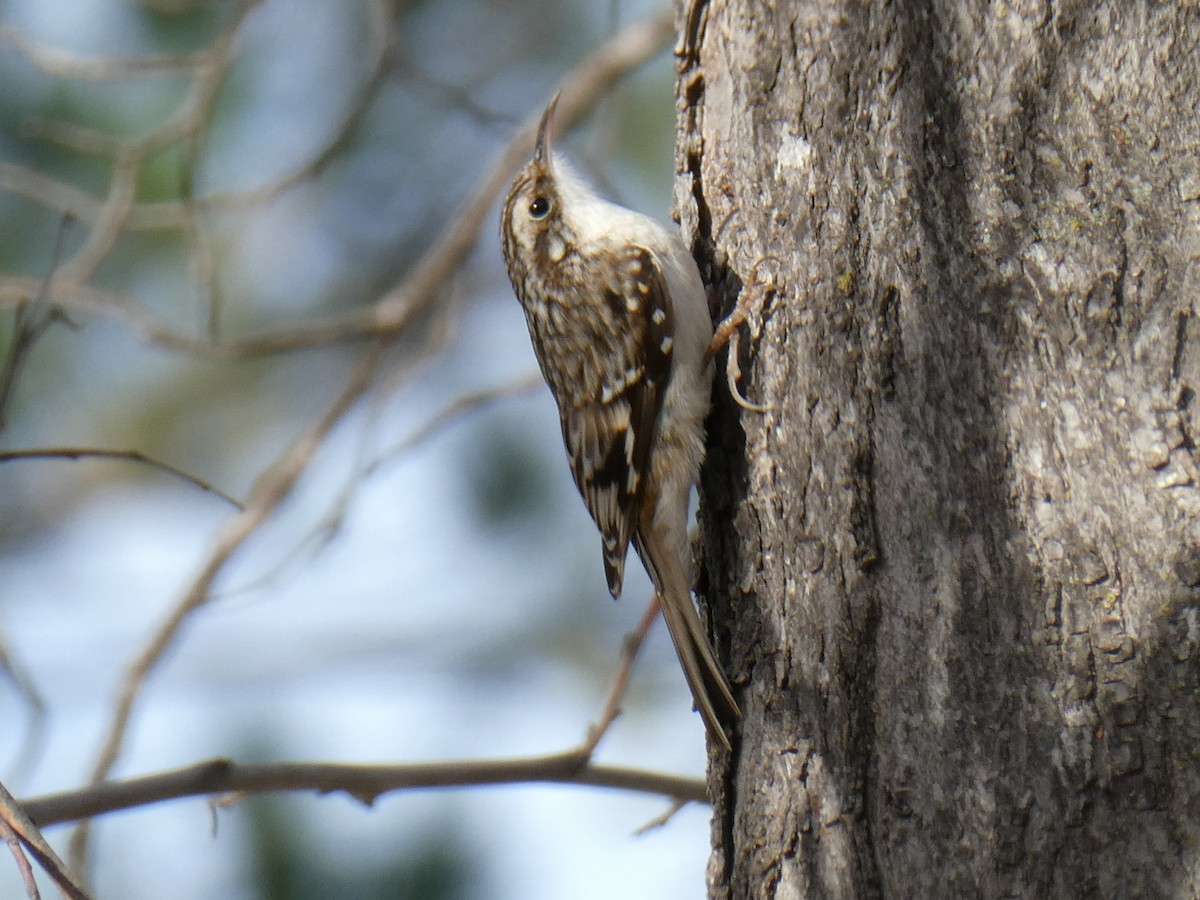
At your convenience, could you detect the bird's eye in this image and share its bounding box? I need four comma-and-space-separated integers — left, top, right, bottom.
529, 197, 551, 219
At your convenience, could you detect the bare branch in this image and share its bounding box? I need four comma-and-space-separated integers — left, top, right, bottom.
634, 798, 689, 835
24, 755, 707, 829
0, 780, 90, 900
0, 275, 388, 359
0, 448, 244, 510
0, 23, 207, 79
215, 302, 465, 595
0, 814, 40, 900
50, 3, 258, 290
184, 0, 394, 217
0, 8, 675, 361
68, 341, 386, 869
0, 215, 74, 432
579, 594, 662, 757
0, 163, 102, 222
367, 372, 543, 472
20, 118, 125, 158
0, 631, 47, 785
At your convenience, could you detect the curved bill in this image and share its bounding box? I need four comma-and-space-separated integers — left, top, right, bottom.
534, 91, 561, 165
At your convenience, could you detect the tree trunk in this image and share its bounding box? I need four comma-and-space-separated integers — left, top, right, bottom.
680, 1, 1200, 896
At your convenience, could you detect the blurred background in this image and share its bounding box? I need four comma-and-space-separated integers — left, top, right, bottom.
0, 0, 717, 897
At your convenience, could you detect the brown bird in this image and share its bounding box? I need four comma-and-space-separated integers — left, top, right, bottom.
499, 94, 739, 748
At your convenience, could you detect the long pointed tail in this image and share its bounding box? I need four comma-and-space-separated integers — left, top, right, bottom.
637, 522, 740, 750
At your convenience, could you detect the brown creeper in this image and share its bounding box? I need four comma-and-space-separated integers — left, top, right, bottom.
500, 94, 739, 748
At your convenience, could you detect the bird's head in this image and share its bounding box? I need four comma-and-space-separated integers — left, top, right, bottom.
501, 92, 581, 274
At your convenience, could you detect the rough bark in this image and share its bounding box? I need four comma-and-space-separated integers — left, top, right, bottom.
678, 1, 1200, 897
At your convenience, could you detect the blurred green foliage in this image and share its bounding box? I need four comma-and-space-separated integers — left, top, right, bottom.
248, 795, 478, 900
463, 418, 553, 532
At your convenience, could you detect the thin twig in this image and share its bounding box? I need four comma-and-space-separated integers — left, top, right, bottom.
188, 0, 395, 219
634, 798, 689, 835
9, 1, 388, 229
230, 336, 528, 588
0, 779, 90, 900
0, 163, 101, 223
52, 2, 259, 289
366, 372, 544, 475
24, 755, 707, 829
0, 448, 244, 510
20, 119, 124, 158
0, 215, 73, 432
0, 632, 47, 786
0, 814, 40, 900
206, 300, 464, 601
578, 594, 662, 758
175, 0, 294, 339
0, 275, 387, 359
0, 23, 209, 78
